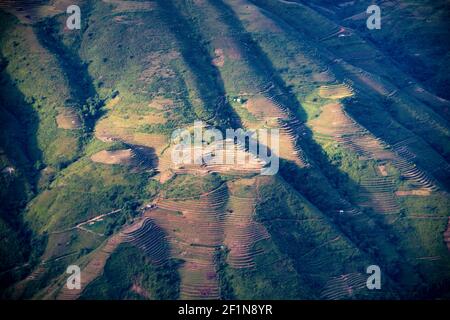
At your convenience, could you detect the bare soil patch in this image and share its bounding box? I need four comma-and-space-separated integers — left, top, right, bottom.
212, 37, 242, 61
149, 97, 174, 110
131, 282, 151, 299
395, 189, 432, 196
139, 50, 180, 83
102, 0, 155, 13
212, 48, 225, 67
56, 108, 82, 129
312, 70, 335, 83
91, 149, 134, 165
318, 84, 353, 99
378, 165, 388, 176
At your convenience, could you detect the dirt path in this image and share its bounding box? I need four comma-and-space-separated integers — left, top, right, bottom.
39, 216, 147, 300
50, 209, 122, 235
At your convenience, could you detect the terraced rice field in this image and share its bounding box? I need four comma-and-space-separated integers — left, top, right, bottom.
120, 216, 170, 265
224, 179, 270, 269
251, 86, 311, 167
311, 102, 439, 193
141, 175, 274, 299
1, 0, 449, 301
150, 183, 228, 299
172, 139, 266, 175
358, 177, 400, 215
40, 216, 153, 300
320, 273, 367, 300
55, 231, 126, 300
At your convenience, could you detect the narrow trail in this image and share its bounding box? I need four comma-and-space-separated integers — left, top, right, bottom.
43, 214, 151, 300
50, 209, 122, 235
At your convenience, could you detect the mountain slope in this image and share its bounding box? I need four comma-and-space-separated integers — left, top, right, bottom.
0, 0, 449, 300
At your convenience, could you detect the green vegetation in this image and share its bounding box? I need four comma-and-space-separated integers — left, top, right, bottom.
161, 173, 223, 199
225, 240, 306, 299
0, 12, 84, 168
326, 0, 450, 101
25, 157, 155, 233
0, 0, 449, 300
214, 248, 235, 300
81, 244, 180, 300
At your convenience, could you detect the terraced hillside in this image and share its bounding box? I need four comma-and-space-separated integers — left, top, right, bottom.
0, 0, 449, 300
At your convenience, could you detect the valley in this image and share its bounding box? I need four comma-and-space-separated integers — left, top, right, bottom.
0, 0, 449, 300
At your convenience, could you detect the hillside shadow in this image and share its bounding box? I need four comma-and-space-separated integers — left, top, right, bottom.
211, 0, 309, 122
210, 0, 420, 295
0, 57, 44, 291
158, 0, 243, 130
127, 144, 159, 171
34, 16, 105, 131
210, 0, 355, 198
